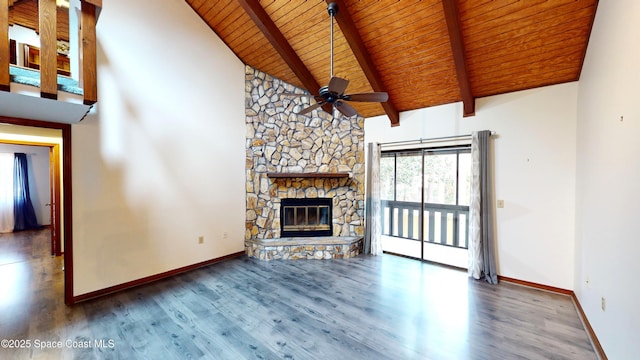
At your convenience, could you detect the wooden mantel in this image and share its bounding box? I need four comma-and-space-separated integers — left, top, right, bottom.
267, 172, 351, 179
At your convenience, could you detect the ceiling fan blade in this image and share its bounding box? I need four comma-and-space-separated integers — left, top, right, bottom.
345, 92, 389, 103
297, 102, 324, 115
328, 76, 349, 95
334, 101, 357, 117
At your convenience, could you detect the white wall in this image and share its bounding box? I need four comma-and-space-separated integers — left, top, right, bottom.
0, 143, 50, 225
8, 24, 40, 48
72, 0, 246, 295
366, 82, 578, 289
575, 0, 640, 358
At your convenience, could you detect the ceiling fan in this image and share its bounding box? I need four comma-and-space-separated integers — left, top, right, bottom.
295, 2, 389, 118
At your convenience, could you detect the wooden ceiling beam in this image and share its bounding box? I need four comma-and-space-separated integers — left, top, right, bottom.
442, 0, 475, 117
237, 0, 333, 114
326, 0, 400, 126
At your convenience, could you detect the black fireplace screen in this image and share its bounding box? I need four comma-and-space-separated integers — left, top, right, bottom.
280, 198, 332, 237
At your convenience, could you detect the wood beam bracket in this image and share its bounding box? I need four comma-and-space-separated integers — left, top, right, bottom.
326, 0, 399, 126
442, 0, 475, 117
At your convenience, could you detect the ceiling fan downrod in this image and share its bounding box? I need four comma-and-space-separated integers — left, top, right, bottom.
328, 2, 338, 78
293, 1, 388, 118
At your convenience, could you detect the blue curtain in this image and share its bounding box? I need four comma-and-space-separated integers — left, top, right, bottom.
13, 153, 39, 231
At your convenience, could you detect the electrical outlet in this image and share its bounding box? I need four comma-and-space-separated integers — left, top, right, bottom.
198, 236, 204, 244
586, 276, 590, 288
601, 297, 606, 312
223, 232, 228, 240
497, 200, 504, 208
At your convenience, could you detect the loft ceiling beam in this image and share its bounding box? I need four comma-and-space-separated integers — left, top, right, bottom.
442, 0, 475, 117
326, 0, 400, 126
237, 0, 333, 114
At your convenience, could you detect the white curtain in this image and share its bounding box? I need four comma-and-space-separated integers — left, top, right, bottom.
469, 134, 482, 278
0, 153, 15, 233
365, 142, 382, 255
468, 131, 498, 284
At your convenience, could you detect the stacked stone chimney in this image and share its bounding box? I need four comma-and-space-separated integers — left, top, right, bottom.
244, 66, 365, 245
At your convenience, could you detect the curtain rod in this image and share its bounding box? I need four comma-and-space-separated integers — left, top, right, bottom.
379, 131, 494, 147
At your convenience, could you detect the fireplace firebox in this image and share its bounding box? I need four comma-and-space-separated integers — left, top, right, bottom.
280, 198, 332, 237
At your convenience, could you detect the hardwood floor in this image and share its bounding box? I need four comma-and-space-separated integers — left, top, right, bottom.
0, 229, 597, 359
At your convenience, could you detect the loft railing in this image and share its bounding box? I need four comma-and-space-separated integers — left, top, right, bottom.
0, 0, 99, 104
381, 200, 469, 249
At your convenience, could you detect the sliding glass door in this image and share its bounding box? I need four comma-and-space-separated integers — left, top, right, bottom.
380, 146, 471, 268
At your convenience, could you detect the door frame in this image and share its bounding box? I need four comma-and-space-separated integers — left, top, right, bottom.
0, 115, 73, 305
50, 144, 62, 256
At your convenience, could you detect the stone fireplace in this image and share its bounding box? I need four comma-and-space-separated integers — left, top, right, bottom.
244, 66, 364, 260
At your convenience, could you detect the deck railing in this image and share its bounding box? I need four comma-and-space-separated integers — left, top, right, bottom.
381, 200, 469, 249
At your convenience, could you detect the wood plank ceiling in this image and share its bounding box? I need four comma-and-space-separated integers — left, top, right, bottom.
9, 0, 70, 41
190, 0, 598, 125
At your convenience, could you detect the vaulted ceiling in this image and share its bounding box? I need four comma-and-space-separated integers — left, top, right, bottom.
188, 0, 598, 125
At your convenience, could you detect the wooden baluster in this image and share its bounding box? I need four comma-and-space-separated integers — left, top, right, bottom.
0, 0, 9, 91
81, 0, 97, 105
39, 0, 57, 99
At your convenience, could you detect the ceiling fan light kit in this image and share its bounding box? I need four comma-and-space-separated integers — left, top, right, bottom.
294, 2, 389, 118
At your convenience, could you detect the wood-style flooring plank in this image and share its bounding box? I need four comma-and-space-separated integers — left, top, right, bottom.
0, 229, 597, 359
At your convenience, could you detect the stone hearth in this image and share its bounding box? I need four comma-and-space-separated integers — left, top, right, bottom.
244, 66, 365, 260
246, 236, 363, 261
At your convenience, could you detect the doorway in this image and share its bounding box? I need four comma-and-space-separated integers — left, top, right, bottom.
0, 117, 73, 304
0, 141, 62, 255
